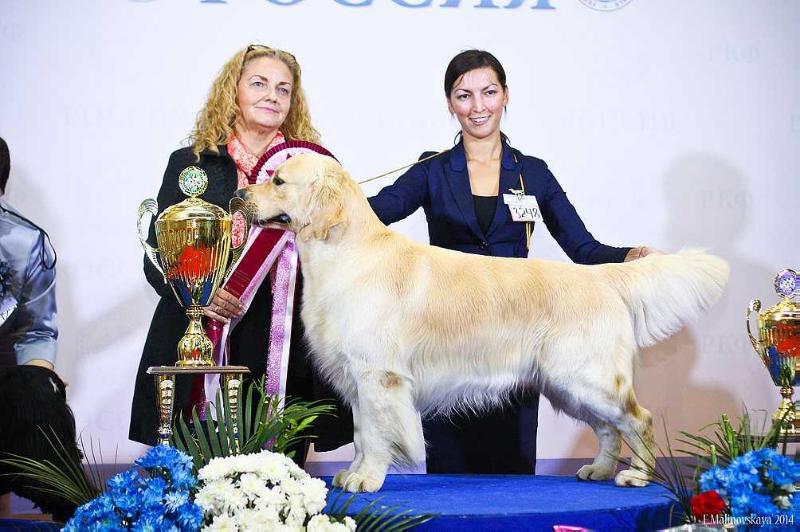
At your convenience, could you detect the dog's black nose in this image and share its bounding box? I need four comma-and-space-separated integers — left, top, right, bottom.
234, 189, 248, 200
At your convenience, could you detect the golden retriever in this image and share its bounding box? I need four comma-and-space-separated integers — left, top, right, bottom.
237, 153, 729, 493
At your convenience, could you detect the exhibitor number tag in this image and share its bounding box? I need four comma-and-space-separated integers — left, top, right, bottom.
503, 190, 543, 223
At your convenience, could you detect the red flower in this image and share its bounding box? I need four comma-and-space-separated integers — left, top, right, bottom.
691, 490, 725, 519
776, 335, 800, 357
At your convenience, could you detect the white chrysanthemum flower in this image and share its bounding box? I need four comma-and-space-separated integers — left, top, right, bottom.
200, 456, 234, 481
194, 487, 222, 515
236, 507, 283, 531
253, 485, 287, 510
301, 477, 328, 514
197, 478, 248, 514
197, 449, 325, 528
282, 477, 302, 495
239, 472, 269, 500
306, 514, 357, 532
205, 513, 239, 531
284, 501, 308, 527
258, 455, 291, 482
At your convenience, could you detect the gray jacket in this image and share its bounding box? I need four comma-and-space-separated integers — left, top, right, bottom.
0, 199, 57, 365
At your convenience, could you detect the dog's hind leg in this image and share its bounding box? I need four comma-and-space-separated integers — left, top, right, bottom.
337, 370, 424, 493
576, 421, 620, 481
612, 389, 654, 487
559, 377, 653, 486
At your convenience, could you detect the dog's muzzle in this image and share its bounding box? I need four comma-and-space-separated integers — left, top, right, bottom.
266, 214, 291, 225
232, 190, 291, 226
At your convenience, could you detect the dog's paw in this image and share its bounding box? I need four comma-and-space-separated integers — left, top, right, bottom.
332, 469, 353, 488
576, 464, 615, 481
335, 471, 383, 493
614, 469, 650, 487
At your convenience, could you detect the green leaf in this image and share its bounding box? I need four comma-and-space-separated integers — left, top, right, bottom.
215, 398, 230, 456
204, 403, 223, 457
192, 407, 213, 464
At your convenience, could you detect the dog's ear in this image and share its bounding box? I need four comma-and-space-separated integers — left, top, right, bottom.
299, 162, 346, 241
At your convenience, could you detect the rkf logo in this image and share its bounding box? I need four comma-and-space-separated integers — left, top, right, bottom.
578, 0, 633, 10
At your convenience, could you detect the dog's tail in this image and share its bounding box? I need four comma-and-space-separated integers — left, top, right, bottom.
607, 249, 729, 348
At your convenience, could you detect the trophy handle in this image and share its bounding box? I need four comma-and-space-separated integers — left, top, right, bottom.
746, 299, 763, 357
137, 198, 166, 279
228, 197, 257, 268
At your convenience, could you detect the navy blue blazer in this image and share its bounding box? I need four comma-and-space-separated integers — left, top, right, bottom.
368, 139, 630, 264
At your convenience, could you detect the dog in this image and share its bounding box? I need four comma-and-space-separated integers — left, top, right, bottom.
0, 365, 83, 521
237, 153, 729, 493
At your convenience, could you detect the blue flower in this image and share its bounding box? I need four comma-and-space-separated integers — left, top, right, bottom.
170, 464, 197, 491
140, 476, 168, 509
64, 494, 125, 531
176, 501, 204, 531
163, 490, 189, 512
136, 445, 192, 471
65, 445, 199, 530
107, 469, 143, 495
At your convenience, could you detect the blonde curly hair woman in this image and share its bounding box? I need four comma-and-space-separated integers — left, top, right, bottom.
190, 44, 320, 158
130, 45, 351, 461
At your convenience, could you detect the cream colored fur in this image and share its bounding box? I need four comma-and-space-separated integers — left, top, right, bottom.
240, 153, 729, 493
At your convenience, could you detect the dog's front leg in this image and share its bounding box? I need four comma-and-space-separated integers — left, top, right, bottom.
336, 369, 423, 493
576, 422, 621, 481
332, 400, 364, 488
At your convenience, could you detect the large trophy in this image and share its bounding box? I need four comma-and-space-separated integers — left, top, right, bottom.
747, 269, 800, 438
137, 166, 255, 445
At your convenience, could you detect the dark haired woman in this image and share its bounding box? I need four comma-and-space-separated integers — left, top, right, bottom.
368, 50, 658, 474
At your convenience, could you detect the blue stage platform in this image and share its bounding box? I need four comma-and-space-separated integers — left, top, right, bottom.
325, 474, 682, 531
1, 474, 681, 531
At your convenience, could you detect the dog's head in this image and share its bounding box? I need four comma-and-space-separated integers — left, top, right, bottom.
237, 153, 348, 241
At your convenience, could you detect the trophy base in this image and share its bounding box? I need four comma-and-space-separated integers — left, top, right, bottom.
174, 359, 215, 368
147, 365, 251, 446
147, 365, 251, 375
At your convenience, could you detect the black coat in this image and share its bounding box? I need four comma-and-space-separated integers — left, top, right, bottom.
129, 146, 352, 451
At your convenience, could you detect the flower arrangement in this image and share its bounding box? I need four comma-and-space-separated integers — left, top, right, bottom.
632, 412, 800, 530
1, 380, 433, 530
691, 447, 800, 525
195, 450, 355, 531
63, 445, 203, 531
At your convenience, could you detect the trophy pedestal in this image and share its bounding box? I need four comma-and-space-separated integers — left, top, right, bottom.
146, 365, 250, 446
772, 385, 800, 439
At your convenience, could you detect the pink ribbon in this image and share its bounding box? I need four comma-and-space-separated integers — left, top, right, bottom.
266, 234, 297, 397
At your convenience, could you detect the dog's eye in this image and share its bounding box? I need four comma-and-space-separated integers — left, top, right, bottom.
273, 177, 285, 186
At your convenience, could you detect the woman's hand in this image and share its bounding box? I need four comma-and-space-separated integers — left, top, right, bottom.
624, 246, 664, 262
203, 288, 245, 323
24, 359, 54, 371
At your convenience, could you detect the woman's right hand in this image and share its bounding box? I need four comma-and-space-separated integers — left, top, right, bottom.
203, 288, 245, 323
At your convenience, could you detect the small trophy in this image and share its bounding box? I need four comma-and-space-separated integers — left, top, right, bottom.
746, 269, 800, 437
137, 166, 255, 445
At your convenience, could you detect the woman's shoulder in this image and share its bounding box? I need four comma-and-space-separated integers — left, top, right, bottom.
163, 145, 233, 175
509, 147, 548, 170
165, 146, 196, 165
414, 149, 449, 171
165, 145, 225, 166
